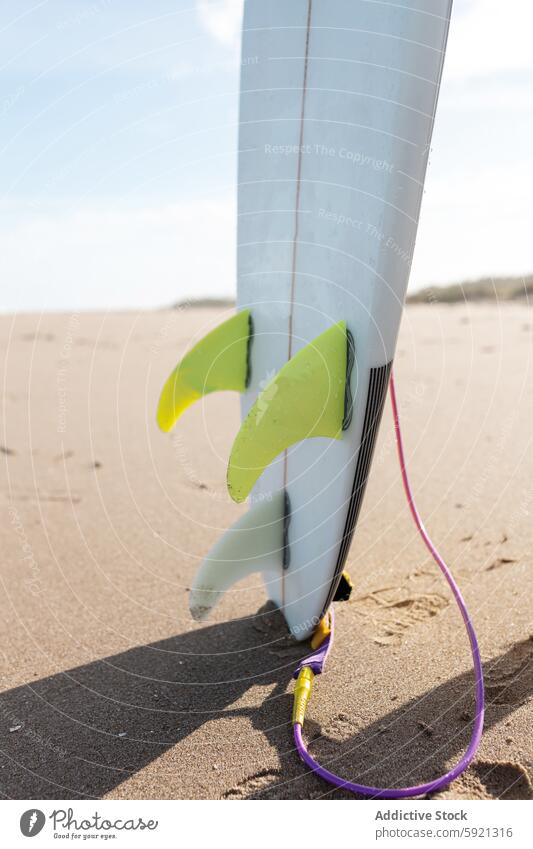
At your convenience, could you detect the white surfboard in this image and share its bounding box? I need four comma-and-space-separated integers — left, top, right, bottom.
159, 0, 452, 639
234, 0, 452, 638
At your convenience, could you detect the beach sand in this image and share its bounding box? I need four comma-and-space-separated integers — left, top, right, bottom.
0, 304, 531, 800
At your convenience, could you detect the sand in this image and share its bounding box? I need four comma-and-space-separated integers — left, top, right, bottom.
0, 304, 531, 800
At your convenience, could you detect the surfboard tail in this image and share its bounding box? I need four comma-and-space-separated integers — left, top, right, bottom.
158, 317, 354, 636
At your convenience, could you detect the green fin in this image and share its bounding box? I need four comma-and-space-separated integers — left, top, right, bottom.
157, 310, 252, 432
227, 321, 347, 503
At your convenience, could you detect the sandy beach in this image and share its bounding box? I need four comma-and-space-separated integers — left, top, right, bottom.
0, 303, 531, 800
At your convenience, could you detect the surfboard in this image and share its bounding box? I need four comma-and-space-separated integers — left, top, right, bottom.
235, 0, 452, 638
158, 0, 453, 641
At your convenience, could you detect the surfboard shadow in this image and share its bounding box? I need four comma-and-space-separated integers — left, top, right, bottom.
0, 615, 530, 800
0, 604, 297, 799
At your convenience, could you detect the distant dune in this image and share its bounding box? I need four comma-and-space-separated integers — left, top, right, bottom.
173, 275, 533, 310
407, 274, 533, 304
173, 297, 235, 310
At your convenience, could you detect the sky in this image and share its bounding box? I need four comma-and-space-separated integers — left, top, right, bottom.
1, 0, 533, 313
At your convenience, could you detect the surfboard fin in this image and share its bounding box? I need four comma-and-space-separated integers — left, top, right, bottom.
190, 491, 285, 621
157, 310, 252, 432
227, 321, 348, 503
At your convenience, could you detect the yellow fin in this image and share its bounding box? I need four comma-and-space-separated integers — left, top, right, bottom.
227, 321, 347, 503
310, 614, 332, 650
157, 310, 251, 432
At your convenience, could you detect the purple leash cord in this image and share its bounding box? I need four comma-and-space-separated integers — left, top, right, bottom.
293, 371, 485, 798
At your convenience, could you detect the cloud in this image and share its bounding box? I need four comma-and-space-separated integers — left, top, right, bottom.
193, 0, 533, 75
195, 0, 243, 48
446, 0, 533, 80
411, 154, 533, 287
0, 198, 236, 313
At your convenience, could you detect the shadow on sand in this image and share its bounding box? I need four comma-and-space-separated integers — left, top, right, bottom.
0, 605, 531, 800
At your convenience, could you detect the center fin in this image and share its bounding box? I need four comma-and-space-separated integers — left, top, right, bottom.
227, 321, 348, 503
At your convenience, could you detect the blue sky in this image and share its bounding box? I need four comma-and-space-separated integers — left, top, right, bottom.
1, 0, 532, 312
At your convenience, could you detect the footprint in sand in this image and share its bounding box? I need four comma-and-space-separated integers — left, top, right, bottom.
486, 557, 517, 571
4, 489, 82, 505
21, 332, 55, 342
223, 769, 283, 799
485, 636, 533, 706
473, 761, 532, 800
354, 587, 449, 646
432, 761, 532, 801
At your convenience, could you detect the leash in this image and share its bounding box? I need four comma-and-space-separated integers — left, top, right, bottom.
292, 371, 485, 797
